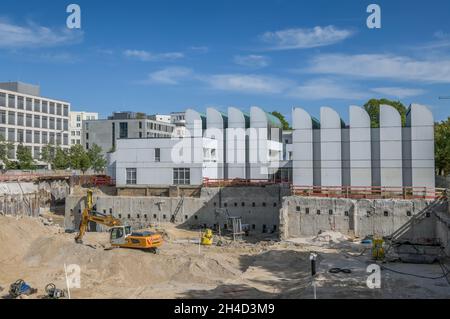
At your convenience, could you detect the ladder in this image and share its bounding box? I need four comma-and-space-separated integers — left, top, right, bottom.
170, 196, 184, 223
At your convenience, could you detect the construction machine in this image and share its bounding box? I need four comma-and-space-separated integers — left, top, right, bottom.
75, 190, 163, 253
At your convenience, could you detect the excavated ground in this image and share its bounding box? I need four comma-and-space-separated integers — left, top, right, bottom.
0, 215, 448, 299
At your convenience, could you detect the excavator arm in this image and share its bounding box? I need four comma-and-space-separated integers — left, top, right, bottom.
75, 190, 122, 244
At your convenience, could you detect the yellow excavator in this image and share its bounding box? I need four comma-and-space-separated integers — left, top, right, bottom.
75, 190, 163, 253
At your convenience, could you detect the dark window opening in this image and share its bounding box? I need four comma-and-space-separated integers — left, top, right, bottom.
384, 211, 389, 217
252, 202, 256, 207
262, 202, 266, 207
296, 206, 301, 212
316, 210, 321, 215
344, 211, 349, 217
305, 208, 310, 214
241, 202, 245, 207
329, 209, 333, 215
273, 202, 277, 207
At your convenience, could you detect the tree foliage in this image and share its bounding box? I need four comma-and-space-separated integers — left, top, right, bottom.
87, 144, 107, 172
435, 118, 450, 175
69, 144, 91, 172
363, 98, 407, 128
0, 136, 14, 168
271, 111, 291, 130
53, 147, 70, 170
16, 144, 36, 170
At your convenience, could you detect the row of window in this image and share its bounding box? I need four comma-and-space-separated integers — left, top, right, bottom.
0, 111, 69, 130
0, 127, 68, 145
294, 206, 419, 217
125, 167, 191, 185
214, 201, 278, 208
0, 93, 69, 116
5, 145, 53, 160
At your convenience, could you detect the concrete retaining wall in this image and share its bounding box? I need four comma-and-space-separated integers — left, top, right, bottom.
280, 196, 448, 241
65, 185, 290, 233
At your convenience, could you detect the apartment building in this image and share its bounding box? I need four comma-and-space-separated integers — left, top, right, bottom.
82, 111, 175, 155
0, 82, 70, 162
69, 111, 98, 146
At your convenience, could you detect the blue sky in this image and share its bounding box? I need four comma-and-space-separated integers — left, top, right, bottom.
1, 0, 450, 123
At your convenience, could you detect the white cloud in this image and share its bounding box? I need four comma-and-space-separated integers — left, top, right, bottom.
0, 19, 82, 48
206, 74, 290, 94
288, 79, 367, 100
124, 49, 184, 62
189, 46, 209, 53
234, 55, 270, 68
371, 87, 426, 99
259, 25, 353, 50
143, 67, 192, 85
307, 53, 450, 83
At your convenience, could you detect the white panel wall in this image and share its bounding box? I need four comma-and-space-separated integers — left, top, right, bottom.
405, 104, 435, 189
185, 108, 203, 138
292, 107, 314, 186
227, 107, 248, 179
320, 107, 342, 187
249, 106, 269, 179
380, 105, 403, 187
206, 108, 226, 179
349, 106, 372, 187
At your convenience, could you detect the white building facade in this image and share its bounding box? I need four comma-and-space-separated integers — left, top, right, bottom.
69, 111, 98, 146
0, 82, 70, 163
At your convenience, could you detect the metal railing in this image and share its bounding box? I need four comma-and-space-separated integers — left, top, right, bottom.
291, 185, 446, 200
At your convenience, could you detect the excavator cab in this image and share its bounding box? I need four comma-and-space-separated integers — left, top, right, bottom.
110, 226, 132, 245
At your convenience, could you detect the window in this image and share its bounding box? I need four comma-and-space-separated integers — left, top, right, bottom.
384, 211, 389, 217
34, 147, 40, 159
56, 104, 62, 115
76, 115, 81, 122
56, 133, 62, 145
0, 110, 5, 124
86, 143, 89, 149
8, 128, 15, 142
173, 168, 190, 185
49, 117, 55, 129
42, 132, 48, 144
26, 130, 33, 143
317, 210, 321, 215
17, 129, 24, 143
0, 93, 6, 106
139, 121, 142, 129
49, 132, 55, 144
86, 133, 89, 140
329, 209, 333, 215
34, 115, 40, 128
126, 168, 137, 185
42, 101, 48, 113
155, 148, 160, 162
305, 208, 310, 214
34, 131, 40, 144
344, 211, 349, 217
26, 98, 32, 111
119, 122, 128, 138
34, 100, 40, 112
63, 105, 69, 117
63, 134, 68, 146
17, 113, 24, 126
42, 116, 48, 129
56, 118, 62, 130
49, 103, 55, 114
63, 119, 68, 131
8, 95, 16, 108
7, 111, 15, 125
17, 96, 23, 109
296, 206, 301, 212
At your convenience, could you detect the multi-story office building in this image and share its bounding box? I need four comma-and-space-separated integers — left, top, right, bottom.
0, 82, 70, 162
69, 111, 98, 146
82, 111, 175, 155
170, 111, 186, 137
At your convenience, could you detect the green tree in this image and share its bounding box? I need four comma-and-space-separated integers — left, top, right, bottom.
16, 144, 36, 170
363, 98, 407, 128
271, 111, 291, 130
87, 144, 107, 172
69, 144, 91, 172
41, 144, 55, 169
0, 136, 14, 169
435, 118, 450, 176
53, 147, 70, 170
